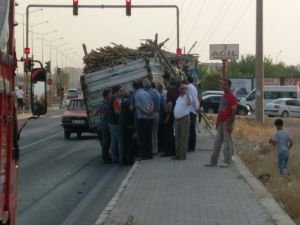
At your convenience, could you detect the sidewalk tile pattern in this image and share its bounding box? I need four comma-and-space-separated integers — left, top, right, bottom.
104, 151, 274, 225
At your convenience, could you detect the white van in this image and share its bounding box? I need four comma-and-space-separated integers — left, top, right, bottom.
239, 85, 300, 111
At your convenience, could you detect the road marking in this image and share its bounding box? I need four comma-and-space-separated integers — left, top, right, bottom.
50, 115, 62, 119
60, 166, 120, 225
21, 132, 63, 150
95, 162, 139, 225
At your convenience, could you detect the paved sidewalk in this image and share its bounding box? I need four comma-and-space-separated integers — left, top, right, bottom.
96, 125, 295, 225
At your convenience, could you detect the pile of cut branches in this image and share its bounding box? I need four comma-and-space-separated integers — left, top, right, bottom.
83, 43, 154, 74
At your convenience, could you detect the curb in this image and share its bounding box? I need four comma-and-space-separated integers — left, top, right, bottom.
202, 129, 296, 225
235, 155, 296, 225
94, 161, 140, 225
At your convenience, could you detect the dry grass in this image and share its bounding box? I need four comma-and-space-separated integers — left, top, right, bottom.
233, 119, 300, 225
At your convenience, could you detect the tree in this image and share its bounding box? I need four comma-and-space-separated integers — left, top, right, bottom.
227, 54, 300, 78
201, 71, 222, 91
56, 68, 69, 90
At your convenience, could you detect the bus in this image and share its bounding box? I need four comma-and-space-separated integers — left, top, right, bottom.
239, 85, 300, 111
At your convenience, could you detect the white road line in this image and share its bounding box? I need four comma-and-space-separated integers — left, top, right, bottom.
49, 115, 62, 119
60, 166, 119, 225
21, 132, 63, 150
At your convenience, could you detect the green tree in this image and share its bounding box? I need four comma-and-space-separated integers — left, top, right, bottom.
56, 68, 69, 89
201, 71, 222, 91
227, 54, 300, 78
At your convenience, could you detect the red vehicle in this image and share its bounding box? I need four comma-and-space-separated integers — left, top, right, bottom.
0, 1, 47, 224
61, 98, 96, 139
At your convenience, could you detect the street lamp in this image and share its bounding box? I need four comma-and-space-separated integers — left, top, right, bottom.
16, 8, 43, 58
29, 20, 49, 56
45, 37, 64, 68
53, 42, 68, 68
35, 30, 58, 64
276, 50, 282, 64
43, 37, 63, 106
61, 48, 73, 68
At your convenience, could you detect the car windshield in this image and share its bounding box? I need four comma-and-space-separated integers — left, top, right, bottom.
67, 91, 78, 98
272, 99, 284, 104
68, 100, 85, 110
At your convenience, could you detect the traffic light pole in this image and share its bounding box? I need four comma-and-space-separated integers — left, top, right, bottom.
25, 4, 180, 108
25, 4, 180, 51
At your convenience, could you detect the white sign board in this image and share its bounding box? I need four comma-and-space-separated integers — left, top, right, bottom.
209, 44, 239, 60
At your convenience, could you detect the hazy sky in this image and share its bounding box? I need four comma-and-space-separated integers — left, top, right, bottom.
15, 0, 300, 72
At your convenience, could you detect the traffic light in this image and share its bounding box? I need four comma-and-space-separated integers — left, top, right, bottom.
73, 0, 78, 16
126, 0, 131, 16
24, 58, 32, 72
45, 61, 51, 73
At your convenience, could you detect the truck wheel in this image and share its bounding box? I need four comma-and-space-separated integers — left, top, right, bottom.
77, 132, 82, 138
64, 130, 71, 139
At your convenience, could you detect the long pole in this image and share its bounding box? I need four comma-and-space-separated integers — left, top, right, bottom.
26, 4, 180, 50
255, 0, 264, 123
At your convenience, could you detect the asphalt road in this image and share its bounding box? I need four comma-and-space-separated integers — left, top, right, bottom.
17, 110, 130, 225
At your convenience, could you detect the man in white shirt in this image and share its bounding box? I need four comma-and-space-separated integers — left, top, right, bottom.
187, 76, 200, 152
173, 83, 192, 160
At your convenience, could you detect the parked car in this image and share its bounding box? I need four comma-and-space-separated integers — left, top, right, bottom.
201, 90, 224, 97
62, 89, 79, 107
202, 94, 251, 116
61, 98, 96, 139
265, 98, 300, 118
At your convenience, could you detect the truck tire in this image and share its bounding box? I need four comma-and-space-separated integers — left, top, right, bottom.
64, 130, 71, 139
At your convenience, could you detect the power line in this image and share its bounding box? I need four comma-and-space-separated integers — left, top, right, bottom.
222, 0, 254, 42
167, 0, 195, 49
166, 0, 187, 49
183, 0, 207, 47
194, 0, 228, 52
197, 0, 235, 54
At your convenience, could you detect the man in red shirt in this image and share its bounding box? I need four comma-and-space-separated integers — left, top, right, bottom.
205, 79, 237, 167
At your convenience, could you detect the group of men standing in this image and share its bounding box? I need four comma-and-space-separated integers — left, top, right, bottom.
97, 74, 201, 164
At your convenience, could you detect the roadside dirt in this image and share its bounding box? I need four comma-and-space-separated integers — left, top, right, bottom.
233, 117, 300, 225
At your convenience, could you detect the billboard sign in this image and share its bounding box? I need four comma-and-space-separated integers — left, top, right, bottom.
209, 44, 239, 60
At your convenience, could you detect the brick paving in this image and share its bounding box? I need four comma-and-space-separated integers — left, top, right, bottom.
102, 129, 277, 225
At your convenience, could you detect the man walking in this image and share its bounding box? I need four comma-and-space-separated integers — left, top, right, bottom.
16, 86, 24, 112
205, 79, 237, 167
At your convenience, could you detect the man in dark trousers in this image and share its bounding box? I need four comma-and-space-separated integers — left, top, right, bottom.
135, 79, 154, 160
187, 76, 200, 152
107, 85, 123, 163
98, 89, 112, 163
161, 77, 180, 157
119, 89, 135, 165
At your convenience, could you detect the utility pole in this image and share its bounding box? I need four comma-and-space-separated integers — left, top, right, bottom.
255, 0, 264, 123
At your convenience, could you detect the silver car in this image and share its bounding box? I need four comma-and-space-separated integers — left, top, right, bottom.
265, 98, 300, 118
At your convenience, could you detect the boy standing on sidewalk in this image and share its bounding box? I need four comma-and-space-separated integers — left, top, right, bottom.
269, 119, 293, 176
